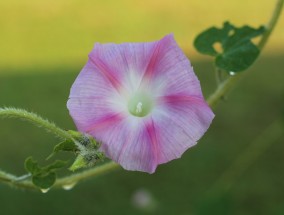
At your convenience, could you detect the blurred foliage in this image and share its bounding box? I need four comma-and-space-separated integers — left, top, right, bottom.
0, 54, 283, 215
0, 0, 283, 70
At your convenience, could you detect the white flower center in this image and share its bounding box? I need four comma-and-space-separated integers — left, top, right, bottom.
128, 92, 153, 117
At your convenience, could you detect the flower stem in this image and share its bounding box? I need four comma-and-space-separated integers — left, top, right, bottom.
207, 74, 242, 108
0, 107, 71, 140
214, 68, 223, 87
0, 169, 36, 190
258, 0, 284, 50
54, 161, 120, 188
207, 0, 283, 108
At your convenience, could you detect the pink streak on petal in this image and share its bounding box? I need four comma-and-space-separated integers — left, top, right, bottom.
156, 94, 205, 105
67, 63, 125, 133
144, 118, 160, 172
90, 117, 132, 162
68, 96, 125, 133
89, 54, 126, 94
85, 113, 125, 133
88, 42, 158, 93
139, 35, 172, 86
115, 119, 158, 173
141, 34, 203, 98
92, 117, 158, 173
152, 96, 214, 164
142, 42, 162, 80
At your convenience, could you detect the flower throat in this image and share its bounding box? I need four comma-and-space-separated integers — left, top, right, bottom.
128, 92, 153, 117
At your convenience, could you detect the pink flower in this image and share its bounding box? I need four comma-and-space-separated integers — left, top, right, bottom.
67, 34, 214, 173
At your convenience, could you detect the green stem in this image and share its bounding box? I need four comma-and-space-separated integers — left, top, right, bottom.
214, 68, 223, 87
258, 0, 284, 50
207, 0, 283, 108
207, 74, 242, 107
0, 170, 17, 182
54, 161, 120, 188
0, 162, 120, 191
0, 169, 36, 190
0, 107, 71, 140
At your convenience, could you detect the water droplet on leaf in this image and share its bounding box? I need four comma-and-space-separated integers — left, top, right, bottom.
40, 188, 50, 193
62, 182, 77, 190
229, 71, 236, 76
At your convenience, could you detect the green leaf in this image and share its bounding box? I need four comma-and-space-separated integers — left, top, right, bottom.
32, 172, 56, 189
25, 157, 67, 189
45, 160, 68, 171
194, 22, 234, 56
194, 21, 265, 72
54, 140, 77, 152
46, 139, 77, 160
25, 157, 41, 175
69, 155, 87, 172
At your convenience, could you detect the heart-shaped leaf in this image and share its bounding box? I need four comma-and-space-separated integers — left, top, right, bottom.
25, 157, 67, 189
194, 22, 265, 72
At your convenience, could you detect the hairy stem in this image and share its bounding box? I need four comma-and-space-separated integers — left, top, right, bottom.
0, 108, 71, 140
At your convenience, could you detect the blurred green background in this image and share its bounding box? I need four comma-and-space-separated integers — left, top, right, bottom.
0, 0, 283, 214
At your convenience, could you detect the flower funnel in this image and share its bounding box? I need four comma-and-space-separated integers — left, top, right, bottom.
67, 34, 214, 173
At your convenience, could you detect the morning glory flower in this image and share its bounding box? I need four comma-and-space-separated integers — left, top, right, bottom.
67, 34, 214, 173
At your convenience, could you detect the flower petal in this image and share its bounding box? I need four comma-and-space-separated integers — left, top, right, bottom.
89, 35, 190, 95
141, 34, 203, 98
67, 62, 127, 132
153, 95, 214, 164
91, 116, 159, 173
67, 35, 215, 174
88, 43, 139, 96
89, 41, 158, 94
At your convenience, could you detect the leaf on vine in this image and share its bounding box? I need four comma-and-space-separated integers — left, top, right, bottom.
46, 139, 77, 160
32, 172, 56, 190
25, 157, 67, 189
25, 157, 41, 175
69, 155, 86, 172
194, 21, 265, 72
